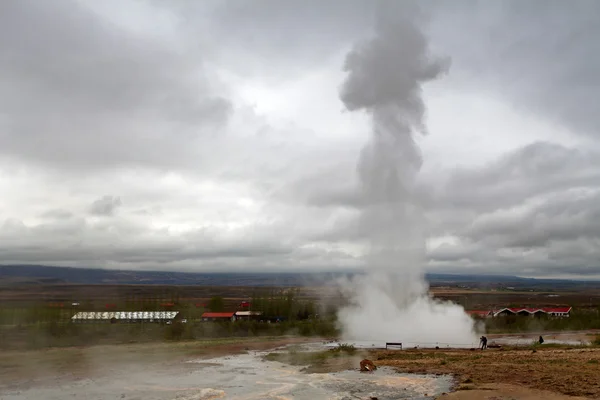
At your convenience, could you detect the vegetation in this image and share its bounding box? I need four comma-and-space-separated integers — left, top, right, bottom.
249, 289, 321, 321
0, 302, 339, 351
330, 342, 357, 354
207, 296, 225, 312
3, 282, 600, 352
483, 309, 600, 333
263, 343, 357, 368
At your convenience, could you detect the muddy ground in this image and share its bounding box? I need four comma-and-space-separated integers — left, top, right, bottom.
2, 337, 600, 399
0, 338, 453, 400
262, 339, 600, 399
373, 346, 600, 399
0, 336, 314, 390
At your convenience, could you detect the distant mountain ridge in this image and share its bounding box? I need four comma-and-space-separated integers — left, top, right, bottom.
0, 264, 596, 288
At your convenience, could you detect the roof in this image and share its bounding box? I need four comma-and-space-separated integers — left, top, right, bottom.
493, 307, 572, 316
235, 311, 262, 316
71, 311, 179, 320
466, 310, 492, 316
543, 307, 572, 313
201, 312, 235, 318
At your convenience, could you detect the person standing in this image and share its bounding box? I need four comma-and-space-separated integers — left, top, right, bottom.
480, 335, 488, 350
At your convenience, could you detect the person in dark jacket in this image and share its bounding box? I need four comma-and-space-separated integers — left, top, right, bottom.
539, 335, 544, 344
480, 335, 488, 350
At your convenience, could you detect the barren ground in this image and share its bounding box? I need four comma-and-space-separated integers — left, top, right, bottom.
373, 346, 600, 399
3, 337, 600, 399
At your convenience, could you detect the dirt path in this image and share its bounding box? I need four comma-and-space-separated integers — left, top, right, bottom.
374, 347, 600, 398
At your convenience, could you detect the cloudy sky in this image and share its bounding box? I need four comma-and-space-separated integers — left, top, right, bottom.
1, 0, 599, 278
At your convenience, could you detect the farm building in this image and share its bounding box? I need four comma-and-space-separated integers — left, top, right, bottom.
71, 311, 179, 323
492, 307, 572, 317
234, 311, 262, 320
466, 307, 572, 318
466, 310, 493, 318
201, 312, 236, 322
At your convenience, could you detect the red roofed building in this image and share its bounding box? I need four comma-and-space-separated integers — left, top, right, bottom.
543, 307, 572, 317
201, 312, 236, 322
492, 307, 572, 318
466, 310, 493, 318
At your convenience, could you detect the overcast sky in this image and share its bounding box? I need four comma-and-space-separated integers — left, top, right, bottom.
1, 0, 599, 278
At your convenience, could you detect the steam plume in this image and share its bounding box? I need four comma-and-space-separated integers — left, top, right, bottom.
337, 3, 479, 345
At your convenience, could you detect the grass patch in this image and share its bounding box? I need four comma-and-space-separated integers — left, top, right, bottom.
263, 343, 359, 370
329, 343, 357, 355
1, 318, 340, 351
264, 350, 331, 366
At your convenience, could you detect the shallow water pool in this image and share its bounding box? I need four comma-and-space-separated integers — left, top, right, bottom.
0, 347, 453, 400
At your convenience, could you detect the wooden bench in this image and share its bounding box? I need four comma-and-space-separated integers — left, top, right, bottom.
385, 342, 402, 350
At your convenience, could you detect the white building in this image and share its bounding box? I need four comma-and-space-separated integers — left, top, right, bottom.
71, 311, 179, 323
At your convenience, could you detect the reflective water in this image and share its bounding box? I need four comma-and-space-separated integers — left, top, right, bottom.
1, 347, 453, 400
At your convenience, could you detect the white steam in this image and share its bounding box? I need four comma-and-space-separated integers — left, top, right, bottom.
337, 4, 479, 345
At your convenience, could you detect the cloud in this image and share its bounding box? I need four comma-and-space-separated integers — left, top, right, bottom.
0, 0, 599, 278
89, 196, 122, 217
158, 0, 375, 80
430, 0, 600, 137
425, 142, 600, 275
39, 209, 74, 220
0, 0, 231, 170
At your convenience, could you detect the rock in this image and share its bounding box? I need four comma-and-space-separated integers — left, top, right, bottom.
360, 359, 377, 372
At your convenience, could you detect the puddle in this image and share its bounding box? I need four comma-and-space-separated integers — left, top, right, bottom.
321, 340, 477, 350
0, 347, 453, 400
490, 337, 590, 346
488, 332, 592, 347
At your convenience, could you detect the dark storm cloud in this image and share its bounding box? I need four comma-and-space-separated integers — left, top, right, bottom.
0, 0, 231, 169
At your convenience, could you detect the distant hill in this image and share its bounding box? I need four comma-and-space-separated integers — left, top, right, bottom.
0, 264, 597, 289
0, 265, 349, 287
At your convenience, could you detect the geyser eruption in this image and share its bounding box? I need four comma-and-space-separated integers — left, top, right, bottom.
337, 4, 479, 345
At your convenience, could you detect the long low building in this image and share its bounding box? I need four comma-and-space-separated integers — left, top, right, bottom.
493, 307, 572, 317
467, 307, 572, 318
72, 311, 179, 323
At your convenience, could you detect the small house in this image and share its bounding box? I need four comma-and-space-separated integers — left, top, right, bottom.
234, 311, 262, 321
466, 310, 493, 318
201, 312, 236, 322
